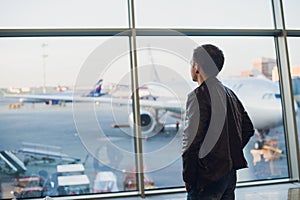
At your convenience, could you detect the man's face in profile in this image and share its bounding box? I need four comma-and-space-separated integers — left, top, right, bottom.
190, 59, 198, 82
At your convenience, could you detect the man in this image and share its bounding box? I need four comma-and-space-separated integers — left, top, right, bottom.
182, 44, 254, 200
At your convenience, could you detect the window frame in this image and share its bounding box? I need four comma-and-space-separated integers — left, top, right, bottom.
0, 0, 299, 199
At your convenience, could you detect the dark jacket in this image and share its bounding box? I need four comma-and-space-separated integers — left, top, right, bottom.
182, 77, 254, 187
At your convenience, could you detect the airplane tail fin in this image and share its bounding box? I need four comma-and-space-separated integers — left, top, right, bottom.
85, 79, 104, 97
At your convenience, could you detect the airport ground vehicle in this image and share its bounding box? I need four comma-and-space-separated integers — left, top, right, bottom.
93, 171, 119, 193
56, 163, 90, 195
57, 174, 90, 195
123, 171, 154, 191
11, 176, 45, 198
57, 163, 85, 176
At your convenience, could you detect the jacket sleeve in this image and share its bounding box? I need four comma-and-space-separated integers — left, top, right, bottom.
228, 87, 254, 148
182, 92, 200, 184
241, 109, 254, 148
182, 92, 200, 153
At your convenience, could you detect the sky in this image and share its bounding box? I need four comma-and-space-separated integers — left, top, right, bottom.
0, 0, 299, 88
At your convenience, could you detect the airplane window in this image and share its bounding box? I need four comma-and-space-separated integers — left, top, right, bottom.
262, 93, 273, 99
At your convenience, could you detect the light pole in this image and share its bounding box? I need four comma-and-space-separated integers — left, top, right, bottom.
42, 43, 48, 93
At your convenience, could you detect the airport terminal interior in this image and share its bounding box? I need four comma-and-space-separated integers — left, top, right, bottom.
1, 0, 300, 199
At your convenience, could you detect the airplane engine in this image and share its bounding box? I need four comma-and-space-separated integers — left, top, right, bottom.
128, 109, 162, 137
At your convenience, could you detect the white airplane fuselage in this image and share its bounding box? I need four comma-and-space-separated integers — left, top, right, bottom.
222, 77, 284, 132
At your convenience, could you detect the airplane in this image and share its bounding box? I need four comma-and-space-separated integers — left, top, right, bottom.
108, 77, 296, 142
120, 77, 298, 156
2, 79, 106, 106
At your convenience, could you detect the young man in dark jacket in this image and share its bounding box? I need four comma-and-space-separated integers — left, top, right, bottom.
182, 44, 254, 200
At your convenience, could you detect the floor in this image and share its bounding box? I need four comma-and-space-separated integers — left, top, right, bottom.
236, 182, 300, 200
98, 182, 300, 200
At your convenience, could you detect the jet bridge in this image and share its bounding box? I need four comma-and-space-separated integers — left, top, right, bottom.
0, 150, 27, 174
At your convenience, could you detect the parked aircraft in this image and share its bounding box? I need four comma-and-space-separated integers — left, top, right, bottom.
124, 77, 297, 154
2, 79, 106, 105
104, 77, 295, 142
222, 77, 285, 134
131, 78, 285, 134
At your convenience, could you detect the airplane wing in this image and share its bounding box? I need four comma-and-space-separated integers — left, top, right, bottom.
95, 96, 184, 114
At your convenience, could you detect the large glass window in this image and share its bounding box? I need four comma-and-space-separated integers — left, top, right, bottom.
0, 0, 299, 199
134, 0, 274, 29
0, 37, 137, 198
133, 36, 289, 190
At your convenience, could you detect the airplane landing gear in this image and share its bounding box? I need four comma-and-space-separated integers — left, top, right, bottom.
251, 129, 283, 167
253, 129, 269, 150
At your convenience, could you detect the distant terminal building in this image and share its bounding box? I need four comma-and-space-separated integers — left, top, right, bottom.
240, 70, 254, 77
272, 67, 279, 82
292, 66, 300, 76
272, 65, 300, 82
252, 57, 277, 80
240, 57, 277, 79
240, 69, 268, 78
291, 66, 300, 107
